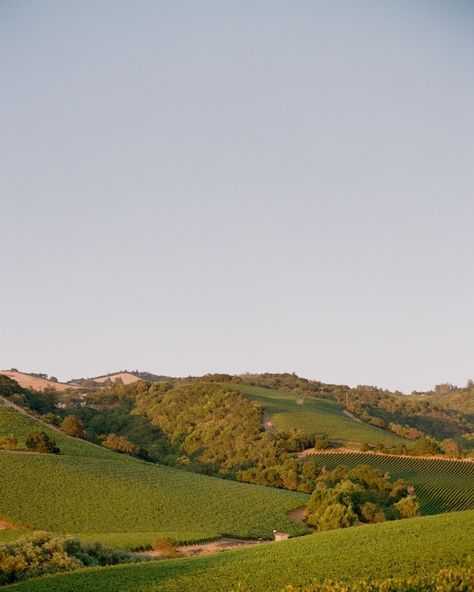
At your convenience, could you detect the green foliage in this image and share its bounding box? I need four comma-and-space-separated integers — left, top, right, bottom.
413, 437, 441, 456
306, 465, 415, 530
394, 495, 420, 519
25, 431, 60, 454
6, 511, 474, 592
0, 532, 141, 586
237, 458, 321, 492
0, 404, 308, 545
305, 452, 474, 515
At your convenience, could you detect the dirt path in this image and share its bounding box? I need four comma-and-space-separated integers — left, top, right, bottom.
139, 537, 266, 559
342, 410, 364, 423
299, 447, 473, 463
263, 412, 275, 432
288, 506, 307, 524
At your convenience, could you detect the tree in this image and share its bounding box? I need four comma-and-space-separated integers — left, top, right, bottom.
394, 495, 420, 518
440, 438, 462, 458
314, 436, 330, 450
25, 430, 60, 454
315, 502, 357, 531
359, 501, 385, 523
413, 436, 440, 456
61, 415, 85, 438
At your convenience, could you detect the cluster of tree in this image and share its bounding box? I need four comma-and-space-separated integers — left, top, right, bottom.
0, 532, 143, 586
364, 436, 463, 458
305, 464, 419, 532
238, 458, 323, 492
0, 430, 60, 454
66, 381, 316, 477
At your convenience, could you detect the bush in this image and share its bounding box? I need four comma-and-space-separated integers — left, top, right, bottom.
0, 434, 17, 451
0, 532, 143, 586
151, 537, 178, 558
25, 430, 60, 454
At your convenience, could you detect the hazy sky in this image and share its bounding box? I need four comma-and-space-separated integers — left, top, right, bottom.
1, 1, 473, 392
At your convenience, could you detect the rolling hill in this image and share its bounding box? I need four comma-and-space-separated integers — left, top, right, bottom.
0, 371, 80, 392
227, 383, 407, 447
0, 402, 308, 547
89, 372, 142, 385
304, 451, 474, 515
5, 510, 474, 592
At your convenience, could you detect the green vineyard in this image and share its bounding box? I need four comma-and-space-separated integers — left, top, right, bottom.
306, 452, 474, 514
0, 403, 308, 546
6, 510, 474, 592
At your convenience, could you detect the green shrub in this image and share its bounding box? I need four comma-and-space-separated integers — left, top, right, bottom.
0, 532, 143, 586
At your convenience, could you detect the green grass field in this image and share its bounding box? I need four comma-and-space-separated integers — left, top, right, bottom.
227, 384, 407, 446
5, 510, 474, 592
306, 451, 474, 514
0, 403, 308, 546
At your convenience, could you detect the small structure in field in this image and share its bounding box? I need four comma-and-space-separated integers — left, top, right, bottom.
296, 397, 304, 405
273, 530, 289, 542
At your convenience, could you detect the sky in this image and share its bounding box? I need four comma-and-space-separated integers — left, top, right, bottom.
0, 1, 473, 392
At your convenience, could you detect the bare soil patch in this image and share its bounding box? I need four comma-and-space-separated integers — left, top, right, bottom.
263, 412, 275, 433
93, 373, 141, 385
139, 537, 265, 559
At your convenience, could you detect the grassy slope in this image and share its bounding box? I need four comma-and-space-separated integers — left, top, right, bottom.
306, 451, 474, 514
228, 384, 407, 446
0, 404, 308, 546
6, 510, 474, 592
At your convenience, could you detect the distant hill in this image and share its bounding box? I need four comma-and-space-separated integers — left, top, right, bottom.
91, 372, 142, 385
68, 370, 169, 387
417, 389, 474, 417
0, 370, 80, 392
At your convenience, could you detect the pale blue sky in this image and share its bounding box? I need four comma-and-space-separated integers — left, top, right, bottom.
1, 1, 473, 392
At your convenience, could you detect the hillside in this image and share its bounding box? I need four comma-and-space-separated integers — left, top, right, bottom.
0, 402, 308, 547
304, 451, 474, 515
5, 510, 474, 592
0, 371, 79, 392
416, 390, 474, 417
227, 383, 407, 447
